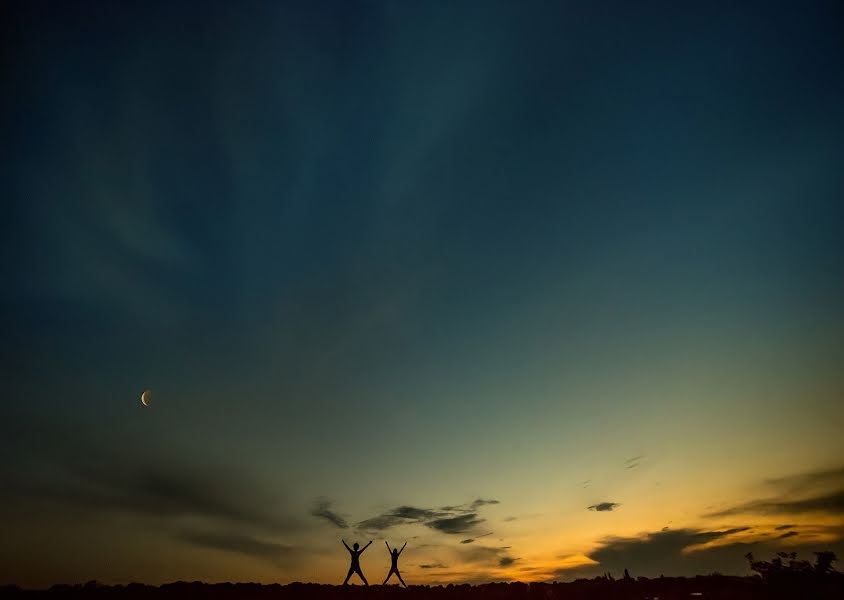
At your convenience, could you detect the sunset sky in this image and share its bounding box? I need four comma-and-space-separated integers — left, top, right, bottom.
2, 0, 843, 589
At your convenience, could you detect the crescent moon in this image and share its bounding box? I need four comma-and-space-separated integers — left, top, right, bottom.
141, 389, 151, 407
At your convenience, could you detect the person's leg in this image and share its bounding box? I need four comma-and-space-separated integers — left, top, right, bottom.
383, 570, 393, 585
356, 568, 369, 586
397, 570, 407, 588
343, 568, 354, 585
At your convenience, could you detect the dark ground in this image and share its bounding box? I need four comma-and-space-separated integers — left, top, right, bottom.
3, 575, 843, 600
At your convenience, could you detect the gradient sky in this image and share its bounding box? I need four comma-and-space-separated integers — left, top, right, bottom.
2, 0, 844, 589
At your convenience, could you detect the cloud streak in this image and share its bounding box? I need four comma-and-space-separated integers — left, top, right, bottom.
706, 466, 844, 518
178, 531, 294, 564
310, 498, 348, 529
707, 490, 844, 517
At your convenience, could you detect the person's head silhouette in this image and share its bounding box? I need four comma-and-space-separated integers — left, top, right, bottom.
353, 542, 359, 551
392, 548, 398, 557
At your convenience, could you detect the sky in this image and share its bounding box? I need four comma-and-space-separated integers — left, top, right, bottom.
2, 0, 844, 589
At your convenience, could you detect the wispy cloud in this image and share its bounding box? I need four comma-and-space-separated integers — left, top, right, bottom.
43, 459, 299, 535
706, 466, 844, 518
461, 544, 516, 569
470, 499, 500, 510
178, 531, 293, 564
460, 533, 492, 544
625, 455, 644, 469
310, 498, 348, 529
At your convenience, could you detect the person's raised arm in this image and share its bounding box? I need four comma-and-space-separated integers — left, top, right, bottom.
342, 540, 351, 553
361, 540, 372, 553
385, 541, 392, 552
399, 541, 407, 555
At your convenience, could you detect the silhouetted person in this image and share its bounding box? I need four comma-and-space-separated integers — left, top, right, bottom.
342, 540, 372, 585
383, 541, 407, 587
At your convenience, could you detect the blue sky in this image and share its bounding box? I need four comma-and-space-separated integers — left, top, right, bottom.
2, 0, 843, 587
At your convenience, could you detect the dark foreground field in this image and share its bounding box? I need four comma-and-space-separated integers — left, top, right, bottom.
3, 575, 843, 600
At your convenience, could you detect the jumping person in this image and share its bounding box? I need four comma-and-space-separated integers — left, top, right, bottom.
342, 539, 372, 585
383, 541, 408, 587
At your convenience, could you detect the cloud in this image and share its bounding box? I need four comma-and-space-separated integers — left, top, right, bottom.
470, 498, 500, 510
706, 490, 844, 517
393, 506, 442, 520
428, 513, 483, 534
310, 498, 348, 528
554, 526, 844, 580
461, 544, 517, 570
178, 530, 293, 564
708, 466, 844, 518
766, 466, 844, 491
357, 505, 443, 531
775, 524, 796, 530
588, 502, 620, 512
777, 531, 799, 539
358, 500, 495, 534
625, 455, 644, 469
563, 528, 753, 579
27, 446, 300, 536
419, 563, 448, 569
461, 532, 491, 544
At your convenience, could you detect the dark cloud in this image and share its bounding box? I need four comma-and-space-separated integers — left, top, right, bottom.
470, 499, 500, 510
588, 502, 620, 512
766, 466, 844, 490
358, 500, 496, 534
178, 531, 293, 564
357, 505, 444, 531
777, 531, 799, 539
559, 527, 756, 579
394, 506, 442, 520
706, 489, 844, 517
553, 526, 844, 580
418, 564, 448, 569
427, 513, 483, 534
357, 514, 406, 531
503, 516, 518, 522
775, 524, 796, 530
43, 459, 299, 535
709, 466, 844, 518
310, 498, 348, 529
461, 544, 516, 569
460, 532, 492, 544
